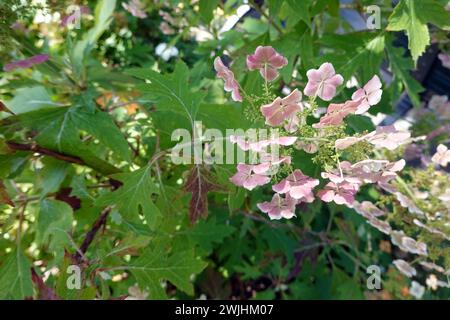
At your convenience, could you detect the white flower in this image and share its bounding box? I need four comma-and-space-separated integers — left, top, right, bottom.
155, 43, 179, 61
393, 259, 416, 278
409, 281, 425, 299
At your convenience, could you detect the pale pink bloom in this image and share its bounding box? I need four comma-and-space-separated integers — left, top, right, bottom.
284, 113, 300, 133
312, 99, 360, 128
363, 125, 411, 150
390, 230, 406, 249
214, 57, 242, 102
60, 6, 90, 27
246, 46, 288, 81
438, 53, 450, 69
353, 201, 386, 219
229, 163, 270, 190
414, 219, 450, 241
351, 75, 382, 114
431, 144, 450, 167
367, 217, 392, 235
428, 95, 450, 119
317, 181, 358, 206
257, 193, 297, 220
438, 188, 450, 206
409, 281, 425, 299
394, 192, 424, 215
258, 153, 291, 166
122, 0, 147, 18
334, 136, 363, 150
294, 141, 318, 154
260, 89, 303, 127
272, 170, 319, 202
401, 236, 428, 256
304, 62, 344, 101
420, 261, 446, 274
229, 135, 297, 152
4, 54, 49, 72
378, 182, 397, 194
393, 259, 416, 278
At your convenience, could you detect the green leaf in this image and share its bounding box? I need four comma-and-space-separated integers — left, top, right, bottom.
4, 86, 53, 114
188, 216, 236, 252
129, 248, 207, 299
96, 165, 161, 226
387, 0, 450, 64
286, 0, 312, 27
386, 42, 424, 107
72, 0, 117, 76
37, 158, 69, 196
3, 105, 131, 166
199, 0, 219, 24
36, 199, 73, 257
0, 249, 33, 299
127, 61, 205, 128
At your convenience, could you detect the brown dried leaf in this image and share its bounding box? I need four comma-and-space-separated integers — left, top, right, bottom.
0, 180, 14, 207
184, 166, 225, 224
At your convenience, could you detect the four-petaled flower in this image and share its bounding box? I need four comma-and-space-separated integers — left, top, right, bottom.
214, 57, 242, 102
364, 125, 411, 150
272, 169, 319, 202
261, 89, 303, 127
351, 75, 382, 114
246, 46, 288, 81
317, 181, 358, 206
229, 163, 270, 190
431, 144, 450, 167
312, 99, 360, 128
304, 62, 343, 101
257, 193, 297, 220
122, 0, 147, 19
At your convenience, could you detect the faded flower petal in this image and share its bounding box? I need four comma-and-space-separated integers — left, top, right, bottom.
317, 181, 358, 206
393, 259, 416, 278
122, 0, 147, 18
363, 125, 411, 151
304, 62, 344, 101
272, 169, 319, 202
257, 193, 297, 220
351, 75, 382, 114
431, 144, 450, 167
229, 163, 270, 190
214, 57, 242, 102
261, 89, 303, 127
313, 99, 360, 128
246, 46, 288, 81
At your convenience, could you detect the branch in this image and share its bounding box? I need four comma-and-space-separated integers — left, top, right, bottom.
6, 140, 123, 176
6, 141, 84, 165
72, 206, 112, 264
31, 268, 60, 300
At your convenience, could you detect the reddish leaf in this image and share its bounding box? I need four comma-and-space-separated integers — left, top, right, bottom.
184, 166, 225, 224
0, 180, 14, 207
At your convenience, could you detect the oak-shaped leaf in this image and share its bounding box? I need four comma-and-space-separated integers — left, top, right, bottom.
128, 248, 207, 299
184, 166, 226, 224
96, 165, 161, 227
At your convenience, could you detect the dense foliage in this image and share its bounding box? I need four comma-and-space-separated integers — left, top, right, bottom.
0, 0, 449, 300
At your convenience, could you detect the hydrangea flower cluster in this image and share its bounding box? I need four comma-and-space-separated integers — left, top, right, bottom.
215, 46, 410, 219
214, 47, 450, 291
